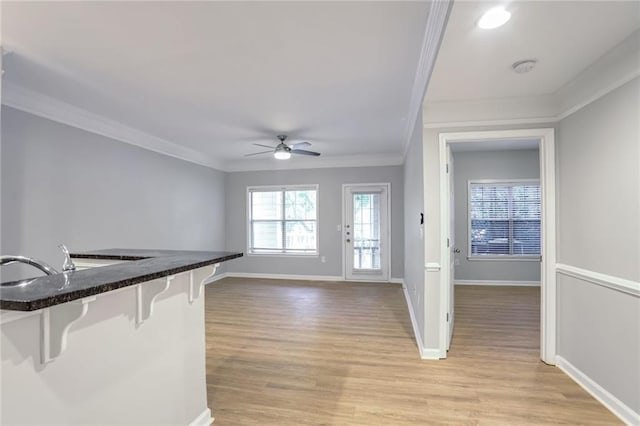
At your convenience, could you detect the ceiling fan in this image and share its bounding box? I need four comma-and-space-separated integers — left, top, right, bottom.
244, 135, 321, 160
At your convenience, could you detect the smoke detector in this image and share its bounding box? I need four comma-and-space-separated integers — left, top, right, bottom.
512, 59, 537, 74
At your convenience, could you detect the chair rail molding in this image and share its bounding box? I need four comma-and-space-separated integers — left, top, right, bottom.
556, 263, 640, 297
425, 262, 441, 272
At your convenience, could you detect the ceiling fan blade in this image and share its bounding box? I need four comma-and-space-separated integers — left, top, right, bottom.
291, 149, 320, 157
253, 143, 276, 149
290, 141, 311, 150
244, 150, 273, 157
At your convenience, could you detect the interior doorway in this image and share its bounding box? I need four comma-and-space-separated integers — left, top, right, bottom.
342, 183, 390, 282
447, 144, 542, 352
439, 129, 556, 364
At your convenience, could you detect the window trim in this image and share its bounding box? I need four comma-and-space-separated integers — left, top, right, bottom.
467, 179, 541, 261
246, 184, 319, 257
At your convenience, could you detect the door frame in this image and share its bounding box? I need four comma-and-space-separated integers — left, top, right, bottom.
438, 128, 556, 364
342, 183, 391, 282
445, 144, 455, 351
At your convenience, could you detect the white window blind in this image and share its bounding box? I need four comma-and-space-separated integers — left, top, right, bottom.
248, 186, 317, 255
469, 181, 541, 257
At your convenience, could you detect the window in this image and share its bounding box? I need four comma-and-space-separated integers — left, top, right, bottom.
248, 185, 318, 255
352, 192, 381, 270
468, 180, 541, 258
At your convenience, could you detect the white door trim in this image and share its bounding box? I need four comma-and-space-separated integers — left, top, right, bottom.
438, 128, 557, 364
342, 183, 391, 282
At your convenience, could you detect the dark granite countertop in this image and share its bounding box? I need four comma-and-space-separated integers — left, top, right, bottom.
0, 249, 242, 311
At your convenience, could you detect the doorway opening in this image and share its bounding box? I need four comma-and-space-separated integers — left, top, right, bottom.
342, 183, 391, 282
439, 129, 556, 364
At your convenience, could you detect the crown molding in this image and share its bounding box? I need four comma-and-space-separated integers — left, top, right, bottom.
401, 0, 453, 158
4, 28, 635, 169
556, 30, 640, 120
423, 30, 640, 129
1, 82, 224, 171
423, 116, 557, 130
223, 153, 404, 173
0, 82, 403, 173
423, 94, 558, 129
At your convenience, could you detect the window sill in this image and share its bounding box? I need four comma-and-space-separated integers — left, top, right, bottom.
467, 256, 541, 262
247, 252, 319, 258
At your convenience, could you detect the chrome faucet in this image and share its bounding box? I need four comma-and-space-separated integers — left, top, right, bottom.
0, 244, 77, 280
0, 255, 59, 276
58, 244, 76, 272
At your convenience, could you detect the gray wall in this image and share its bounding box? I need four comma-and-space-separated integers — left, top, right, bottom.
403, 114, 425, 342
1, 107, 227, 281
558, 79, 639, 282
452, 149, 540, 282
557, 77, 639, 413
225, 166, 404, 279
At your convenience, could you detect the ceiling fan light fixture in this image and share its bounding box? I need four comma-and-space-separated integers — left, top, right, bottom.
274, 151, 291, 160
245, 134, 320, 159
477, 7, 511, 29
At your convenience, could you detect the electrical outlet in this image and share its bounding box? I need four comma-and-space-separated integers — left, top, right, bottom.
321, 256, 326, 263
337, 224, 341, 232
454, 258, 460, 266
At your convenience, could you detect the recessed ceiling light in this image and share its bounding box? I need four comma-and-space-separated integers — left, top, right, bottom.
478, 7, 511, 30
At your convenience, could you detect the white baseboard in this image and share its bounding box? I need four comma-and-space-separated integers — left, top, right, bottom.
224, 272, 343, 281
556, 356, 639, 425
454, 279, 540, 287
421, 348, 444, 360
189, 408, 213, 426
401, 282, 445, 360
206, 272, 229, 284
214, 272, 404, 284
401, 282, 425, 358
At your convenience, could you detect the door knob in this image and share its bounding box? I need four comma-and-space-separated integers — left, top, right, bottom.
453, 248, 461, 254
346, 239, 351, 243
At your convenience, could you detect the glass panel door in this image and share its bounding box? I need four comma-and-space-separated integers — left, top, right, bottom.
352, 193, 381, 270
344, 184, 389, 281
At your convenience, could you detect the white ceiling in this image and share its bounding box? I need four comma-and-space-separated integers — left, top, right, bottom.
426, 1, 640, 102
3, 1, 638, 170
1, 1, 432, 168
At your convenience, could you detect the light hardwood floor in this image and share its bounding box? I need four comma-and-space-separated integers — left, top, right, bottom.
205, 279, 619, 425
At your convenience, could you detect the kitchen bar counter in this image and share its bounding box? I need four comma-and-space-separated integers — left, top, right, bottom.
1, 248, 241, 425
0, 249, 242, 311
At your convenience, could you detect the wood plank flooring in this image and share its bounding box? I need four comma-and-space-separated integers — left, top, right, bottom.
204, 279, 619, 425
